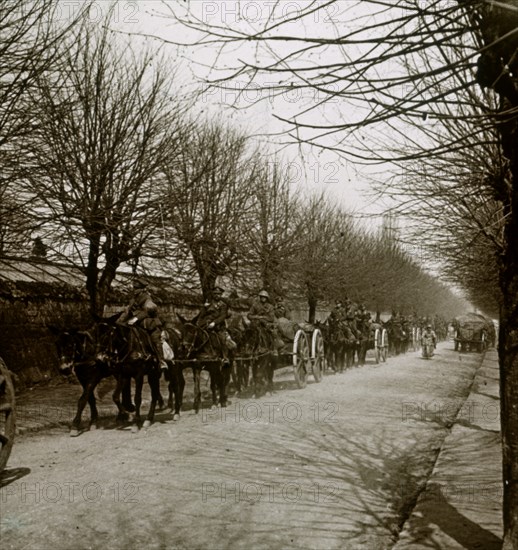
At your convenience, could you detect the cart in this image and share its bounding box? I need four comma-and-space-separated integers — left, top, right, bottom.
373, 325, 389, 363
276, 321, 325, 389
0, 357, 15, 472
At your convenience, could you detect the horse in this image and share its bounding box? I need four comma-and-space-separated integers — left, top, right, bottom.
386, 320, 406, 356
323, 318, 347, 373
226, 314, 252, 395
96, 318, 165, 431
160, 327, 185, 421
246, 319, 277, 398
174, 315, 231, 413
51, 324, 134, 436
355, 318, 372, 366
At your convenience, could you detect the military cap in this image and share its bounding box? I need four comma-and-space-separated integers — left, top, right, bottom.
133, 277, 148, 289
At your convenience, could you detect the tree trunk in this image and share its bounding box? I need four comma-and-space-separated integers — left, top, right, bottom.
467, 3, 518, 544
499, 99, 518, 550
308, 295, 317, 324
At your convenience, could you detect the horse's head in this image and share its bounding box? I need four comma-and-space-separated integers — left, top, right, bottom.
51, 328, 95, 374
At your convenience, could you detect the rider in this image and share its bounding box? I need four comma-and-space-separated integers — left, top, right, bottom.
274, 295, 291, 320
421, 324, 437, 348
247, 289, 281, 354
123, 277, 168, 372
196, 286, 233, 364
327, 299, 346, 324
247, 290, 276, 324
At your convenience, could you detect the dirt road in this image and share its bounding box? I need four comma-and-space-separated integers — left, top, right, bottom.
1, 343, 493, 549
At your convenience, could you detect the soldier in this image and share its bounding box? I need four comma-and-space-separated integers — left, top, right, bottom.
122, 277, 168, 372
327, 299, 346, 324
247, 289, 275, 324
274, 296, 291, 320
197, 286, 233, 363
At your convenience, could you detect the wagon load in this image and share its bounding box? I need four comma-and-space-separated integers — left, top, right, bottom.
453, 312, 492, 353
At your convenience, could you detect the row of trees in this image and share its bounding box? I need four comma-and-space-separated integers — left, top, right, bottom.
0, 1, 468, 322
159, 0, 518, 544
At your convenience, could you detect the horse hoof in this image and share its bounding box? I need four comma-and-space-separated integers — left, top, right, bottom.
70, 429, 80, 437
173, 413, 180, 421
131, 425, 139, 433
89, 424, 97, 431
143, 420, 151, 429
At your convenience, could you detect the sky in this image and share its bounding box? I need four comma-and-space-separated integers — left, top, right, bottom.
55, 0, 403, 230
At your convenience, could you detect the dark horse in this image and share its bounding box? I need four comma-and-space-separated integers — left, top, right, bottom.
386, 320, 407, 356
174, 315, 231, 413
53, 317, 167, 435
103, 320, 163, 431
226, 314, 252, 395
323, 318, 347, 372
245, 319, 277, 398
51, 324, 134, 436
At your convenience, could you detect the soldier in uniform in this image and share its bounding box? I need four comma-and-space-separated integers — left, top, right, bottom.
196, 286, 232, 363
121, 277, 168, 371
247, 289, 276, 325
327, 299, 346, 324
274, 296, 291, 320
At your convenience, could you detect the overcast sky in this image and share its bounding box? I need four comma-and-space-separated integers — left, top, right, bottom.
58, 0, 399, 228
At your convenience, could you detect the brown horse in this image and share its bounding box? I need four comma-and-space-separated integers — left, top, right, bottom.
174, 315, 231, 413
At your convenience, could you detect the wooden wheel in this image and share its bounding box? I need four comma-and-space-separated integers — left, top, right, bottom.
0, 357, 16, 473
311, 329, 324, 382
293, 330, 309, 389
374, 328, 381, 364
381, 329, 388, 362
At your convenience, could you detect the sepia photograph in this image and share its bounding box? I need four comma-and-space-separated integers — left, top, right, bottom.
0, 1, 516, 548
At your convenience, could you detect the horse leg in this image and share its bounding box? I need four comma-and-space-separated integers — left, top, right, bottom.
132, 374, 144, 431
121, 378, 135, 413
171, 365, 184, 420
209, 366, 219, 409
266, 354, 275, 394
143, 370, 160, 428
193, 367, 202, 414
220, 363, 231, 407
112, 376, 131, 425
70, 380, 95, 436
87, 390, 99, 431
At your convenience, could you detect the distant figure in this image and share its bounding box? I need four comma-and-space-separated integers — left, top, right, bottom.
31, 237, 47, 259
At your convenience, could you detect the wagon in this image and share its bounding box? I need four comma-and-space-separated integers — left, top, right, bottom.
372, 325, 389, 363
453, 313, 491, 352
0, 357, 15, 472
276, 320, 325, 389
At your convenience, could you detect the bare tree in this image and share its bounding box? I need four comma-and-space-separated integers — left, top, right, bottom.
0, 0, 88, 253
18, 19, 183, 316
239, 155, 304, 297
162, 120, 253, 299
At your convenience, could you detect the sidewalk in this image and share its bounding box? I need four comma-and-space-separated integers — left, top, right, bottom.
394, 348, 503, 549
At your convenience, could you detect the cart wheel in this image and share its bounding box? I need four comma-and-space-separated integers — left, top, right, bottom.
311, 329, 324, 382
374, 328, 380, 364
0, 357, 16, 473
293, 330, 309, 389
381, 329, 388, 362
